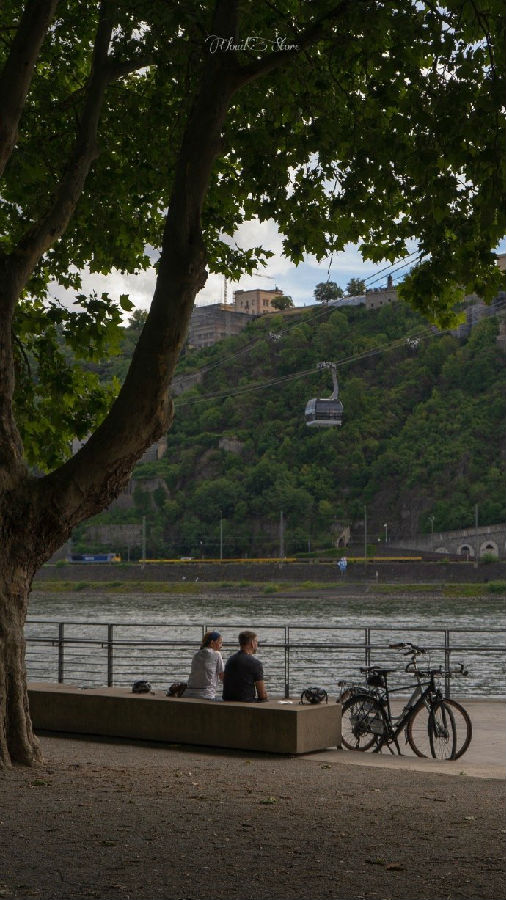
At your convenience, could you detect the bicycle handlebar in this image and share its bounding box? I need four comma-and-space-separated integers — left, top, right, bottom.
389, 641, 426, 655
407, 663, 468, 678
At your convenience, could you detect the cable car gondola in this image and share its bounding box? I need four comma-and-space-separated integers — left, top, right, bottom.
305, 362, 343, 427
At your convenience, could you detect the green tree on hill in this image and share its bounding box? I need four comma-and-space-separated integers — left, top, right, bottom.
314, 282, 344, 304
346, 278, 366, 296
271, 295, 294, 310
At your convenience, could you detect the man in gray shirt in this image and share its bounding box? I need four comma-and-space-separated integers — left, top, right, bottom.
222, 631, 268, 702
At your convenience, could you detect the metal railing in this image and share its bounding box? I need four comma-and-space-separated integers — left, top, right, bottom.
24, 619, 506, 698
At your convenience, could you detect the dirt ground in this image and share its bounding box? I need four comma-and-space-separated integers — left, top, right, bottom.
0, 735, 504, 900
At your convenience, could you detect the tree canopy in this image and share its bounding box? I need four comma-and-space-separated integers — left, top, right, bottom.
346, 278, 366, 296
3, 0, 505, 472
314, 281, 344, 304
271, 294, 294, 310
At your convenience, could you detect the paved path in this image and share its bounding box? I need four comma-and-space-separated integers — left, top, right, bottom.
38, 699, 505, 779
307, 699, 505, 779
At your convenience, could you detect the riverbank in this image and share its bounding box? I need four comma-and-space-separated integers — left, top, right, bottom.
1, 723, 504, 900
34, 559, 506, 586
30, 580, 506, 599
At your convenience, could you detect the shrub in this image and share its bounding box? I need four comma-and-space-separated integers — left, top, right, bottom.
486, 581, 506, 594
481, 553, 499, 564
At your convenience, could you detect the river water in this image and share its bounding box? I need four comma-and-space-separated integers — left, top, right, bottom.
26, 590, 506, 698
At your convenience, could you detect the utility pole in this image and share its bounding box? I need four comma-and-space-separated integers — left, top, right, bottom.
279, 511, 285, 559
428, 515, 435, 551
474, 503, 479, 569
364, 505, 368, 568
141, 516, 146, 569
220, 511, 223, 561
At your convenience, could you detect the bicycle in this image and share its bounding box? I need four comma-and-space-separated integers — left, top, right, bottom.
393, 641, 472, 759
338, 641, 472, 760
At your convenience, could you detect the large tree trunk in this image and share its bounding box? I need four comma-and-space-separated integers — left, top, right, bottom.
0, 554, 42, 767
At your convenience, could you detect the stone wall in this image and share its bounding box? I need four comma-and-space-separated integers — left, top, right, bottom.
392, 524, 506, 559
34, 559, 506, 584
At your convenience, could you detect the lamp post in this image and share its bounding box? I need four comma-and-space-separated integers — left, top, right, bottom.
474, 503, 479, 569
141, 516, 146, 569
219, 510, 223, 561
364, 505, 368, 567
383, 522, 388, 545
428, 515, 435, 550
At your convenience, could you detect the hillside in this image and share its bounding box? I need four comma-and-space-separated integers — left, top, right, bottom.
73, 302, 506, 558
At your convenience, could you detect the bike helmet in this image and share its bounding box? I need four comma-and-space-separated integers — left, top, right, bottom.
132, 679, 152, 693
300, 687, 328, 705
166, 682, 187, 697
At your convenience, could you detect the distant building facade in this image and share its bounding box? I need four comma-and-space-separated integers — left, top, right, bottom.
233, 287, 283, 315
450, 291, 506, 343
365, 274, 398, 310
188, 287, 284, 350
188, 303, 254, 349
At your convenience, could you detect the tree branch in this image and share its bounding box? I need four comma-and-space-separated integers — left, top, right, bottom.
9, 4, 138, 292
229, 0, 353, 89
0, 0, 59, 178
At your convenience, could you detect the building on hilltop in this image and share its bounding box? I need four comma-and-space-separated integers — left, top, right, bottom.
365, 274, 398, 310
188, 287, 284, 350
451, 291, 506, 344
233, 287, 283, 315
188, 303, 254, 349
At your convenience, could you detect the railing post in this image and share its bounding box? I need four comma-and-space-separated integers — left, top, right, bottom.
107, 624, 114, 687
444, 629, 451, 698
58, 623, 64, 683
285, 626, 289, 698
365, 627, 371, 668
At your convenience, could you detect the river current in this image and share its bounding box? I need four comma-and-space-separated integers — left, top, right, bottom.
26, 590, 506, 697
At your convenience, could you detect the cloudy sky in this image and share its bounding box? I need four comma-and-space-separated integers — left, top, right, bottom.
51, 219, 506, 316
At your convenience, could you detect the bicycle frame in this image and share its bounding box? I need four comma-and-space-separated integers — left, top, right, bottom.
372, 672, 444, 754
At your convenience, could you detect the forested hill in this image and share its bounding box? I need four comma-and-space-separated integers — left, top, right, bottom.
80, 302, 506, 558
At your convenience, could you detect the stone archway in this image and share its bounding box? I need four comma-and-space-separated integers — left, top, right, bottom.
458, 543, 475, 558
435, 546, 449, 554
480, 541, 499, 558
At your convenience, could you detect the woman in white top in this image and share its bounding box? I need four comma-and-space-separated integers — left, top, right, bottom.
184, 631, 224, 699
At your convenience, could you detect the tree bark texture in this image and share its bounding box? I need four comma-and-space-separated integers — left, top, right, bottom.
0, 547, 42, 766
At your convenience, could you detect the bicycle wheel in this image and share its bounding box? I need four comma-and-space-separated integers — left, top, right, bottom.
441, 698, 472, 759
429, 701, 456, 759
407, 700, 456, 759
341, 694, 387, 751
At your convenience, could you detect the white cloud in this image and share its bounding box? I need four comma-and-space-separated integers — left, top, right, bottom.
48, 224, 440, 316
50, 266, 157, 314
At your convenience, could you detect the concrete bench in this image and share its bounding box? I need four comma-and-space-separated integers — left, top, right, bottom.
28, 683, 341, 755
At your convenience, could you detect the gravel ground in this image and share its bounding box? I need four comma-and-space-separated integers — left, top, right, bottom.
0, 735, 504, 900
